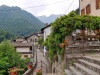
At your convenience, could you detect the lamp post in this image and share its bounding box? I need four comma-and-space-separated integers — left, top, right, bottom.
34, 50, 37, 63
32, 36, 37, 63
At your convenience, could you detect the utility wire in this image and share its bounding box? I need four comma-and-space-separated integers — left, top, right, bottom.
64, 0, 74, 14
23, 0, 69, 9
0, 0, 69, 11
23, 0, 45, 5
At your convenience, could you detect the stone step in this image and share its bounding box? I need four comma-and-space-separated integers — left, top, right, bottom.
66, 51, 81, 54
65, 69, 72, 75
74, 63, 99, 75
77, 59, 100, 74
69, 66, 83, 75
82, 56, 100, 65
43, 73, 61, 75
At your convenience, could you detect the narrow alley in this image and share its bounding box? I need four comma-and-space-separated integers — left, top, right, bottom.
33, 49, 50, 75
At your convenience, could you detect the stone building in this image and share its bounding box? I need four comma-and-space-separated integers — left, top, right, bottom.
79, 0, 100, 16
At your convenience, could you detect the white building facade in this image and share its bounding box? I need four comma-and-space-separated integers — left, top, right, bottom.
41, 25, 52, 56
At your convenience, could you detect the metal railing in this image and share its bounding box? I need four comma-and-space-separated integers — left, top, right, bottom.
23, 50, 37, 75
23, 61, 37, 75
36, 60, 48, 73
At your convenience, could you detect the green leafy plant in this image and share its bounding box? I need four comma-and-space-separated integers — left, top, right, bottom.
44, 11, 100, 62
0, 41, 30, 75
38, 37, 44, 46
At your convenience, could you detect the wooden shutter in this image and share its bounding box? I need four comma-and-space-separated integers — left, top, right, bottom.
81, 9, 85, 16
86, 4, 91, 14
96, 0, 100, 9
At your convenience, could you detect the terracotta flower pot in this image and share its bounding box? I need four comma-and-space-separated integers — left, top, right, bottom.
36, 69, 42, 75
10, 67, 18, 75
27, 65, 33, 69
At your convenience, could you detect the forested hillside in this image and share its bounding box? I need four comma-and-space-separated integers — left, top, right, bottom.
0, 30, 14, 42
0, 5, 44, 36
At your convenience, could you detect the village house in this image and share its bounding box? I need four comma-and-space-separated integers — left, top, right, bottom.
24, 33, 42, 49
12, 37, 27, 43
11, 37, 33, 59
41, 24, 52, 56
24, 34, 38, 44
79, 0, 100, 16
12, 42, 33, 59
11, 32, 43, 59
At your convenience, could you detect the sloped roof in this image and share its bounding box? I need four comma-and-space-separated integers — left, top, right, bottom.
41, 25, 51, 33
12, 43, 32, 47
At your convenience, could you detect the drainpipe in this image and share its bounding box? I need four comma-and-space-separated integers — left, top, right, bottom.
79, 0, 81, 15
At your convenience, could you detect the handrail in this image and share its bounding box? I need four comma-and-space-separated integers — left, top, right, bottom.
36, 60, 48, 73
23, 50, 37, 75
23, 61, 37, 75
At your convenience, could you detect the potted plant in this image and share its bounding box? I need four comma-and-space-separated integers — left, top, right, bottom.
27, 62, 33, 69
36, 69, 42, 75
9, 67, 24, 75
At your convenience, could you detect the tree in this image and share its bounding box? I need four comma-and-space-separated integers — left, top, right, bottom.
0, 30, 15, 43
75, 8, 79, 15
38, 37, 43, 46
0, 41, 29, 75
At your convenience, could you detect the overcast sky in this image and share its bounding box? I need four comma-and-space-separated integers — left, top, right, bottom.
0, 0, 79, 16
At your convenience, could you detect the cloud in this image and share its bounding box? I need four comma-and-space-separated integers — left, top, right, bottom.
0, 0, 23, 7
22, 0, 46, 16
38, 0, 79, 16
0, 0, 79, 16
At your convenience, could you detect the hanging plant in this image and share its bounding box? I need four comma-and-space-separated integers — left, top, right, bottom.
59, 43, 65, 48
59, 40, 68, 48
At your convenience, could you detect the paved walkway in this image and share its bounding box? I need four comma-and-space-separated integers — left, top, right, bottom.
33, 49, 50, 75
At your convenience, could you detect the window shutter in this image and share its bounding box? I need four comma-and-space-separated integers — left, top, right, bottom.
96, 0, 100, 9
81, 9, 85, 16
86, 4, 91, 14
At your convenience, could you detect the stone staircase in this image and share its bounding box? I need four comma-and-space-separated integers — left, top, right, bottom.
65, 56, 100, 75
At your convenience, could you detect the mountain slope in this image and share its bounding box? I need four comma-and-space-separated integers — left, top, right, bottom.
0, 5, 44, 36
0, 29, 14, 42
37, 14, 62, 24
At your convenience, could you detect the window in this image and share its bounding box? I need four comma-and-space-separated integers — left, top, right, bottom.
96, 0, 100, 9
86, 4, 91, 14
81, 9, 85, 16
30, 46, 32, 50
35, 39, 37, 42
24, 55, 28, 58
30, 55, 33, 58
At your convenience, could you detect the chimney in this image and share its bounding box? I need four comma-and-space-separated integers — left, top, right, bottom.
45, 23, 48, 26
